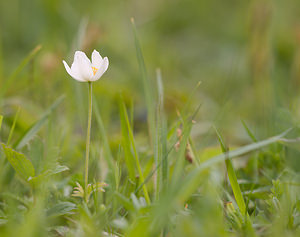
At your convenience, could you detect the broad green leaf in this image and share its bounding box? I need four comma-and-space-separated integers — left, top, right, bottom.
14, 95, 65, 150
1, 143, 35, 181
46, 202, 76, 218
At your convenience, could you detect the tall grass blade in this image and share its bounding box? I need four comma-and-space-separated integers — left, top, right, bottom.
120, 100, 151, 204
241, 120, 257, 142
131, 18, 155, 144
0, 115, 3, 131
154, 69, 168, 198
14, 95, 65, 150
241, 120, 259, 182
176, 128, 292, 203
119, 98, 136, 183
214, 127, 246, 215
7, 107, 21, 146
93, 97, 116, 185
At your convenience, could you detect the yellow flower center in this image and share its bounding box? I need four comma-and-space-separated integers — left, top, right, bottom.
92, 67, 98, 75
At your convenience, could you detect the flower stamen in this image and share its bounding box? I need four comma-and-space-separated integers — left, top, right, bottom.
92, 67, 98, 75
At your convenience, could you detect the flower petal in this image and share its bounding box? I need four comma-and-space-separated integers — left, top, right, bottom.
70, 60, 83, 80
91, 50, 103, 68
91, 57, 109, 81
63, 60, 85, 82
74, 51, 93, 81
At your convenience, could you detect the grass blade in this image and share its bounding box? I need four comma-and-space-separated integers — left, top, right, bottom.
241, 120, 257, 142
119, 99, 136, 183
7, 107, 21, 146
176, 128, 292, 203
120, 100, 151, 204
0, 115, 3, 131
154, 69, 168, 198
14, 95, 65, 150
93, 97, 116, 185
214, 127, 246, 215
131, 18, 155, 144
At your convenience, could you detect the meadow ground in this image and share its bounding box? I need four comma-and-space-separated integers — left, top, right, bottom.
0, 0, 300, 236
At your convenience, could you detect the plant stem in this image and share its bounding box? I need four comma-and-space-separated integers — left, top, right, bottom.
85, 81, 93, 202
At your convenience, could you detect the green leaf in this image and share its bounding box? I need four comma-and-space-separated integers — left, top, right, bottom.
46, 202, 76, 218
1, 143, 35, 181
14, 95, 65, 150
28, 163, 69, 186
48, 164, 69, 175
1, 192, 30, 208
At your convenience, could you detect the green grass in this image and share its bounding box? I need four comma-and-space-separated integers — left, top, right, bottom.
0, 0, 300, 236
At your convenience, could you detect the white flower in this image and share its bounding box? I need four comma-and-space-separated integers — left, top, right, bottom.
63, 50, 109, 82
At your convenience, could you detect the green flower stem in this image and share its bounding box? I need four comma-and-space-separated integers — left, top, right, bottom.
85, 81, 93, 202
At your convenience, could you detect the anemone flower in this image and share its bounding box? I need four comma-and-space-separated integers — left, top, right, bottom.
63, 50, 109, 82
63, 50, 109, 202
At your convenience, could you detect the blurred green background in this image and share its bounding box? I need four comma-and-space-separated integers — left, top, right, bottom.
1, 0, 300, 138
0, 0, 300, 236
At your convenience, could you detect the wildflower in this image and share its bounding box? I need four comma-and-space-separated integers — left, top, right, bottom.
63, 49, 109, 202
63, 50, 109, 82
